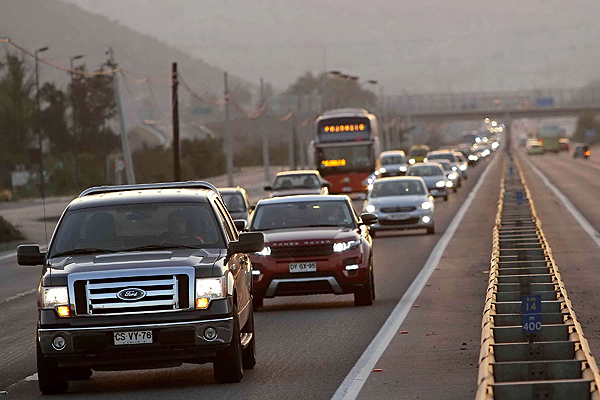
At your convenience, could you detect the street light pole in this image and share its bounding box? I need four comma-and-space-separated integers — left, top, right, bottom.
70, 54, 83, 188
35, 46, 49, 201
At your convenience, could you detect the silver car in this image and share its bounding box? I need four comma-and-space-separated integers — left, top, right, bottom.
406, 163, 450, 201
435, 160, 459, 193
426, 150, 464, 183
364, 177, 435, 236
219, 187, 252, 225
264, 170, 331, 198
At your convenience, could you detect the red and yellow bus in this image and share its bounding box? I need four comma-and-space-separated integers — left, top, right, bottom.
309, 109, 380, 194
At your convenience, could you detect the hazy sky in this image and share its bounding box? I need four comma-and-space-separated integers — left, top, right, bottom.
61, 0, 600, 93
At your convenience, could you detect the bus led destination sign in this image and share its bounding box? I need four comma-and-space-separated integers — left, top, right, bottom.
324, 124, 365, 133
321, 159, 346, 167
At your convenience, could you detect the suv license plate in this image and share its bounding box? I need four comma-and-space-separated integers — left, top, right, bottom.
289, 262, 317, 273
114, 330, 153, 345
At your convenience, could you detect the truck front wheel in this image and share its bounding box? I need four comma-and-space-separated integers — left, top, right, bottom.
37, 342, 69, 395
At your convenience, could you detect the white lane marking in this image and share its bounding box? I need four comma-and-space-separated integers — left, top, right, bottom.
24, 374, 37, 382
0, 288, 37, 305
0, 252, 16, 262
331, 156, 499, 400
522, 155, 600, 249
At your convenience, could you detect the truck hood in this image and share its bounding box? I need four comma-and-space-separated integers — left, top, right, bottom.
43, 248, 224, 286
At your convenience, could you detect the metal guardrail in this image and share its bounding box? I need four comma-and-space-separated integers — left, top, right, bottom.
476, 152, 600, 400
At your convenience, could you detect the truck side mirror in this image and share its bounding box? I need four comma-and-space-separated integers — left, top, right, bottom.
17, 244, 46, 266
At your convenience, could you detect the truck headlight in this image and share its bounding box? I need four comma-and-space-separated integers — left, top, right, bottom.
196, 277, 226, 309
42, 287, 69, 309
436, 181, 446, 188
365, 204, 376, 213
333, 240, 361, 253
255, 246, 271, 256
420, 201, 433, 210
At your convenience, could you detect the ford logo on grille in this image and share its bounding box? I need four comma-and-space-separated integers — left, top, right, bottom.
116, 288, 147, 301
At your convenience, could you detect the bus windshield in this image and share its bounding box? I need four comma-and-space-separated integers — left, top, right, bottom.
318, 145, 374, 170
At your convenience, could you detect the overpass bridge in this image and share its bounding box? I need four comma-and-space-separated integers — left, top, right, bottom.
387, 87, 600, 122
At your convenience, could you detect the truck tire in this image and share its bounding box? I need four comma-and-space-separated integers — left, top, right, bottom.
242, 304, 256, 370
213, 305, 244, 383
37, 342, 69, 395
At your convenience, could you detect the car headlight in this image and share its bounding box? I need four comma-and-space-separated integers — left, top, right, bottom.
379, 167, 387, 173
409, 158, 415, 164
446, 181, 453, 187
196, 277, 226, 309
436, 180, 446, 188
421, 201, 432, 210
448, 173, 457, 180
452, 166, 457, 171
460, 165, 467, 171
255, 246, 271, 256
400, 165, 407, 172
333, 240, 361, 253
423, 158, 428, 162
365, 204, 376, 213
42, 287, 69, 309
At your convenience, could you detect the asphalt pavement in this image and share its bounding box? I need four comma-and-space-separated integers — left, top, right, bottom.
0, 158, 497, 399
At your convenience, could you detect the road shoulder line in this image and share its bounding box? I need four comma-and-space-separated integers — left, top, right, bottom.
331, 155, 499, 400
521, 154, 600, 249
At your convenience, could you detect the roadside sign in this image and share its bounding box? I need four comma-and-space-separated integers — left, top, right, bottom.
522, 295, 542, 333
516, 191, 524, 204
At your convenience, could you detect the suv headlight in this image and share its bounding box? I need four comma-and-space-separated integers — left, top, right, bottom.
42, 287, 70, 317
420, 201, 433, 210
255, 246, 271, 256
196, 277, 226, 309
365, 204, 376, 213
436, 181, 446, 188
333, 240, 361, 253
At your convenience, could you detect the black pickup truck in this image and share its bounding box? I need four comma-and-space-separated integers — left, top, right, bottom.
18, 182, 264, 394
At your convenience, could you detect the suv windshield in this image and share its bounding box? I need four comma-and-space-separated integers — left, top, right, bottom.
381, 155, 405, 165
370, 180, 426, 198
273, 174, 321, 190
222, 193, 246, 212
49, 202, 225, 257
251, 200, 355, 231
408, 166, 444, 177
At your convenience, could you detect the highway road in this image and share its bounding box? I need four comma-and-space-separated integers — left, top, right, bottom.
0, 158, 498, 399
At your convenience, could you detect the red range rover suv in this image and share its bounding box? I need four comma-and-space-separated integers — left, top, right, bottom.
248, 195, 377, 308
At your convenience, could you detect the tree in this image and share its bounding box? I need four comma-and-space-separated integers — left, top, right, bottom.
286, 71, 377, 110
572, 112, 600, 144
39, 82, 69, 153
0, 51, 35, 188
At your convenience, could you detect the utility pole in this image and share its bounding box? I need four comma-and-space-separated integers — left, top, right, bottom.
70, 54, 83, 188
172, 62, 181, 181
260, 78, 270, 183
289, 117, 297, 170
224, 72, 234, 186
106, 47, 135, 184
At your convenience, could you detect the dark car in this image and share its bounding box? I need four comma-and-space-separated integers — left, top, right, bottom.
219, 187, 252, 225
248, 195, 377, 308
18, 182, 264, 394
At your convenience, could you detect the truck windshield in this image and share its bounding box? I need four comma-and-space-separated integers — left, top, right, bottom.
318, 145, 374, 170
49, 202, 225, 257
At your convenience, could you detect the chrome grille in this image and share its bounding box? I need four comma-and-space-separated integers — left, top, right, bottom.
69, 268, 193, 316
